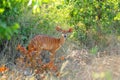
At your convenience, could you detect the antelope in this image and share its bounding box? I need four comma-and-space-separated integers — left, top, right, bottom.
17, 26, 73, 62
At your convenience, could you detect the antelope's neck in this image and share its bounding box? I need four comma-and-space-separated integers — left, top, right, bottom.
59, 36, 65, 45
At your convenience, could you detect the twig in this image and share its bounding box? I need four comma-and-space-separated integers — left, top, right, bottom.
1, 40, 8, 55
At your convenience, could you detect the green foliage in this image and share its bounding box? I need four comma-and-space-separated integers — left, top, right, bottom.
0, 0, 27, 39
0, 21, 19, 40
1, 0, 120, 48
62, 0, 120, 47
90, 46, 99, 55
114, 12, 120, 20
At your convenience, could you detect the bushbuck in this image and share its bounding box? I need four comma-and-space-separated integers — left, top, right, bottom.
17, 26, 73, 63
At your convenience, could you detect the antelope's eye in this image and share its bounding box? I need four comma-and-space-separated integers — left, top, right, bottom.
62, 34, 67, 38
64, 34, 67, 38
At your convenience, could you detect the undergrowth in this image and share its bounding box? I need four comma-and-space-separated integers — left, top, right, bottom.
0, 38, 120, 80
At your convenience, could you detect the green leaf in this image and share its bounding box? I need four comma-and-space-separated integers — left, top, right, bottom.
90, 46, 99, 55
12, 23, 20, 30
0, 8, 5, 14
114, 12, 120, 20
42, 0, 50, 4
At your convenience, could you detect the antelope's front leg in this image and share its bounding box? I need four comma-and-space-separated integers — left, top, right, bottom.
50, 51, 56, 62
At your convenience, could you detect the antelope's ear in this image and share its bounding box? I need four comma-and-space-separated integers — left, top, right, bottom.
56, 26, 62, 32
68, 28, 73, 33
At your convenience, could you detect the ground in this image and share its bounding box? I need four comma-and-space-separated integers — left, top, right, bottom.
0, 43, 120, 80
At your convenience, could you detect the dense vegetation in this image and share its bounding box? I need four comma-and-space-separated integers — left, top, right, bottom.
1, 0, 120, 46
0, 0, 120, 80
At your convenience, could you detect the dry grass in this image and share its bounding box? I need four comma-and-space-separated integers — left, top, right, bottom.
57, 48, 120, 80
0, 40, 120, 80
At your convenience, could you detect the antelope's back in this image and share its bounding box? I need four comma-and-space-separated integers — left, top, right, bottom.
28, 35, 60, 51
